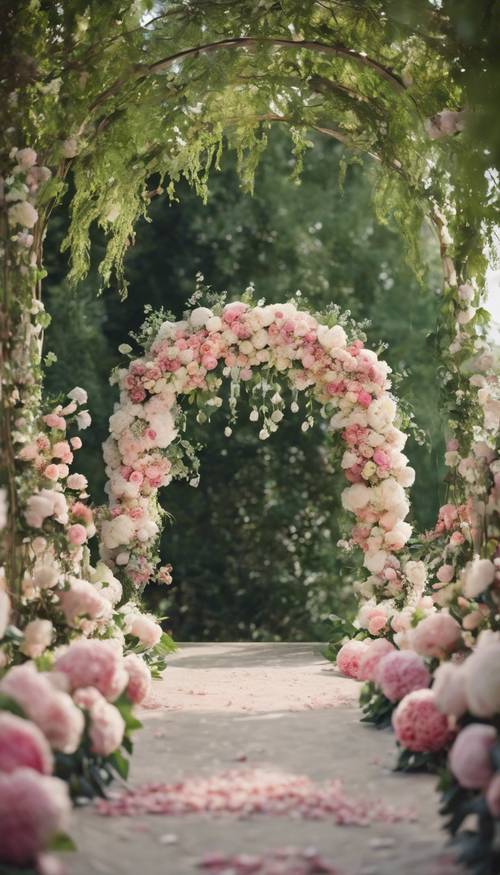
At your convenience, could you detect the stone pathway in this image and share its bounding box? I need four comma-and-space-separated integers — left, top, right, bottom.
70, 643, 460, 875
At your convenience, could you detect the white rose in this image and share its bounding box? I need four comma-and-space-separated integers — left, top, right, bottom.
364, 550, 388, 574
395, 466, 415, 487
190, 307, 213, 329
316, 324, 347, 350
367, 396, 397, 432
205, 315, 222, 333
463, 558, 495, 598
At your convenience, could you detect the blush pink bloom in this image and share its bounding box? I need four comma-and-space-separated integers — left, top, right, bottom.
124, 653, 152, 704
89, 699, 125, 756
0, 769, 71, 866
66, 473, 88, 491
376, 650, 430, 703
436, 564, 454, 584
70, 437, 82, 449
52, 441, 73, 463
0, 713, 53, 774
336, 639, 369, 679
55, 639, 128, 701
43, 464, 60, 481
449, 724, 496, 789
58, 578, 109, 628
432, 661, 468, 718
43, 413, 66, 430
20, 618, 53, 658
126, 613, 162, 649
410, 612, 462, 659
67, 523, 88, 545
358, 638, 395, 683
392, 689, 452, 752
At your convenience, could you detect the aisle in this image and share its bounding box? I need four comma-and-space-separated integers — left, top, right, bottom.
70, 643, 459, 875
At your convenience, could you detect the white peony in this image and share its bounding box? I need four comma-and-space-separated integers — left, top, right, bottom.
89, 562, 123, 605
367, 396, 396, 433
463, 558, 495, 599
341, 483, 372, 512
8, 200, 38, 228
205, 315, 222, 333
465, 644, 500, 717
100, 515, 136, 549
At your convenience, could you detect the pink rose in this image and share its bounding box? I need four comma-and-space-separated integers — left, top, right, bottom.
124, 653, 152, 704
0, 769, 71, 866
43, 464, 60, 481
67, 473, 88, 491
410, 612, 462, 659
358, 638, 395, 682
55, 639, 128, 701
126, 613, 162, 649
52, 441, 73, 463
449, 531, 465, 547
377, 650, 430, 703
449, 724, 496, 789
0, 713, 53, 774
336, 639, 369, 679
392, 689, 453, 752
67, 523, 88, 545
70, 437, 82, 449
43, 413, 66, 430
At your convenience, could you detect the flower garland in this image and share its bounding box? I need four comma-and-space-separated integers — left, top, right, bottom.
101, 298, 423, 628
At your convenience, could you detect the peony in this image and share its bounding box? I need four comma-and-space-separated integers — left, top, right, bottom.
100, 514, 136, 549
463, 557, 495, 599
0, 713, 53, 774
358, 638, 395, 682
20, 619, 53, 658
384, 520, 412, 550
0, 769, 71, 866
8, 199, 38, 228
126, 612, 162, 649
409, 612, 462, 659
316, 324, 347, 350
392, 689, 452, 752
0, 664, 84, 754
341, 483, 372, 513
336, 639, 369, 679
88, 699, 125, 756
55, 639, 128, 701
433, 661, 468, 718
449, 724, 496, 789
124, 653, 152, 704
464, 643, 500, 717
377, 650, 430, 702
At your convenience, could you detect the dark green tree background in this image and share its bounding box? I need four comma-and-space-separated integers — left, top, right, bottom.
43, 132, 444, 641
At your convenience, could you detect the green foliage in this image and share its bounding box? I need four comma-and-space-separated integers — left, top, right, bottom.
359, 680, 395, 728
44, 132, 446, 641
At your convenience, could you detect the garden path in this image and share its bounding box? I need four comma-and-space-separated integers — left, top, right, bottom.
70, 643, 461, 875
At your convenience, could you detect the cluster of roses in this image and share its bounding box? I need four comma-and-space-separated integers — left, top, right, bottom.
3, 146, 49, 239
102, 300, 417, 604
0, 639, 151, 869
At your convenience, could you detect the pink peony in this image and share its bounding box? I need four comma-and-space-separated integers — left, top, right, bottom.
89, 699, 125, 756
0, 713, 53, 774
0, 664, 84, 754
392, 689, 453, 752
336, 639, 369, 679
377, 650, 430, 703
58, 578, 110, 628
55, 639, 128, 701
449, 724, 496, 789
124, 653, 152, 704
358, 638, 395, 683
0, 769, 71, 865
126, 612, 162, 649
410, 612, 462, 659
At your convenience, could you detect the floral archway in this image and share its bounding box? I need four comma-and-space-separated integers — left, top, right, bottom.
100, 298, 421, 637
